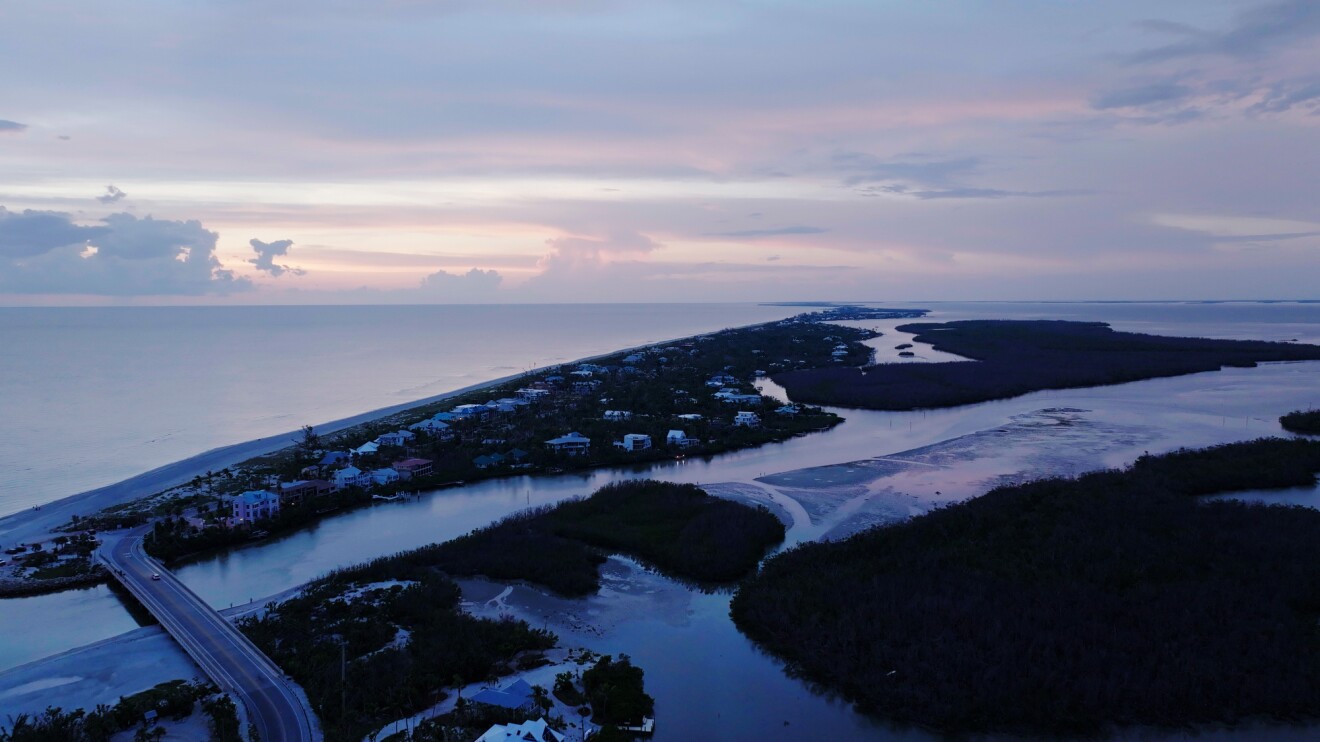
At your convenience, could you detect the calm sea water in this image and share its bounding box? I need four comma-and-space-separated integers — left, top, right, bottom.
0, 304, 800, 516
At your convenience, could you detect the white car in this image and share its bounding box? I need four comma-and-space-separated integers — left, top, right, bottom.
151, 573, 161, 581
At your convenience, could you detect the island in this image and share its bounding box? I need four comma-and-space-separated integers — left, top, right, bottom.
1282, 409, 1320, 435
731, 437, 1320, 736
775, 319, 1320, 410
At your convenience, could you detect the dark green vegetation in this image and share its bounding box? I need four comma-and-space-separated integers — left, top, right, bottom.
776, 319, 1320, 410
0, 680, 239, 742
731, 438, 1320, 736
422, 480, 785, 595
582, 654, 654, 727
1282, 409, 1320, 435
238, 568, 553, 742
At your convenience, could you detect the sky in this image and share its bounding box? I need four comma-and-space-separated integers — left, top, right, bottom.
0, 0, 1318, 305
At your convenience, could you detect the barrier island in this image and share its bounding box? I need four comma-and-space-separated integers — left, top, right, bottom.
775, 319, 1320, 410
731, 437, 1320, 736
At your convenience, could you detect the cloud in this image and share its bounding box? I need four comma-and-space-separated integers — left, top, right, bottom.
1129, 0, 1320, 63
1091, 82, 1193, 110
0, 207, 250, 295
537, 231, 659, 275
1249, 77, 1320, 114
418, 267, 503, 298
0, 208, 108, 259
908, 188, 1092, 201
706, 226, 828, 238
0, 120, 26, 134
97, 185, 128, 204
248, 238, 304, 277
836, 154, 980, 187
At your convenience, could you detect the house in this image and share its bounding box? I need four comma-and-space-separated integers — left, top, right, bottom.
667, 430, 697, 448
507, 448, 530, 465
471, 678, 535, 711
331, 466, 367, 490
277, 479, 331, 504
571, 380, 601, 394
452, 403, 490, 419
622, 353, 644, 364
516, 387, 551, 401
714, 390, 763, 405
706, 373, 738, 387
353, 441, 379, 456
676, 413, 703, 421
392, 458, 433, 479
776, 404, 801, 416
475, 718, 564, 742
545, 431, 591, 455
409, 419, 452, 438
375, 430, 414, 447
614, 433, 652, 452
370, 468, 400, 486
734, 411, 761, 427
319, 451, 351, 467
431, 411, 456, 422
603, 410, 633, 421
232, 491, 280, 522
473, 453, 506, 470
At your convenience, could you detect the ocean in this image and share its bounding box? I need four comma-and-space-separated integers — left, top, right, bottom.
0, 303, 802, 516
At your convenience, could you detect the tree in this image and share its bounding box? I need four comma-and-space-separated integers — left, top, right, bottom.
298, 425, 322, 455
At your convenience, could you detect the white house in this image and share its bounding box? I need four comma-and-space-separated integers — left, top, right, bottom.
353, 441, 379, 456
734, 411, 761, 427
603, 410, 633, 421
715, 390, 763, 405
677, 413, 703, 421
776, 404, 801, 416
515, 387, 551, 401
332, 466, 367, 490
706, 374, 738, 387
451, 403, 490, 419
232, 490, 280, 522
370, 468, 400, 486
375, 430, 414, 447
614, 433, 652, 452
667, 430, 697, 448
475, 718, 564, 742
545, 431, 591, 455
409, 419, 452, 438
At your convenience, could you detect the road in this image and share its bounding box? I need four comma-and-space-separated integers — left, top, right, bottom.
98, 527, 318, 742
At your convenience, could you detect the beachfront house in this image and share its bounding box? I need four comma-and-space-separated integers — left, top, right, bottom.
475, 718, 564, 742
603, 410, 633, 421
614, 433, 652, 452
371, 468, 400, 486
451, 403, 491, 420
471, 678, 536, 712
545, 431, 591, 455
667, 430, 697, 448
734, 411, 761, 427
392, 458, 433, 479
332, 466, 367, 490
408, 419, 453, 439
516, 387, 551, 401
375, 430, 414, 447
353, 441, 379, 456
319, 451, 351, 468
232, 490, 280, 522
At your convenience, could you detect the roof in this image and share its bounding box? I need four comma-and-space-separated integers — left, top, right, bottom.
470, 678, 535, 710
394, 458, 432, 468
238, 490, 277, 504
319, 451, 350, 465
546, 432, 590, 445
474, 717, 564, 742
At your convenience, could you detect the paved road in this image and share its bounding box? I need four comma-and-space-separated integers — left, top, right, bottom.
98, 528, 318, 742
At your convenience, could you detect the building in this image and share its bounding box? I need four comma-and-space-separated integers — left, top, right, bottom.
603, 410, 633, 421
375, 430, 414, 447
471, 678, 536, 711
277, 479, 332, 504
473, 453, 506, 469
614, 433, 652, 452
331, 466, 367, 490
370, 468, 400, 486
353, 441, 379, 456
392, 458, 433, 479
734, 411, 761, 427
516, 387, 551, 401
667, 430, 697, 448
408, 419, 452, 438
475, 718, 564, 742
451, 403, 491, 419
232, 491, 280, 522
545, 431, 591, 455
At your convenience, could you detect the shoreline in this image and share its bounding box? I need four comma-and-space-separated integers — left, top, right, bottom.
0, 316, 807, 549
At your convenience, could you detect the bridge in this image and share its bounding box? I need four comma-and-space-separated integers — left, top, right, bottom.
98, 527, 319, 742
